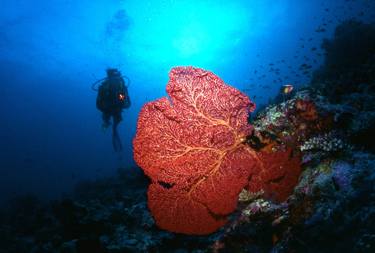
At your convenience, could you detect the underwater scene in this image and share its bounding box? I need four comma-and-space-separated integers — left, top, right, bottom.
1, 0, 375, 252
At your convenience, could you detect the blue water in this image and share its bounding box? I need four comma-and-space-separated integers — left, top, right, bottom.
0, 0, 374, 204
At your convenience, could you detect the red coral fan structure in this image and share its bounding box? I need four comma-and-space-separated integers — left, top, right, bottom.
247, 148, 302, 202
133, 67, 301, 235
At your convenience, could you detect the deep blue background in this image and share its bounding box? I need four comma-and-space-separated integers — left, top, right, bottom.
0, 0, 374, 204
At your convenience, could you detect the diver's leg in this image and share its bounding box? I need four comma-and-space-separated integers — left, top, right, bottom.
102, 113, 111, 128
113, 110, 123, 125
112, 112, 123, 151
112, 126, 123, 151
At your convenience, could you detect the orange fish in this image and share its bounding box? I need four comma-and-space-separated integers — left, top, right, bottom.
282, 84, 294, 94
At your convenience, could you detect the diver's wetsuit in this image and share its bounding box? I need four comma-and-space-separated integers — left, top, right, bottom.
96, 71, 130, 152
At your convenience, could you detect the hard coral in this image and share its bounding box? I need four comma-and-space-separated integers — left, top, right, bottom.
133, 67, 301, 235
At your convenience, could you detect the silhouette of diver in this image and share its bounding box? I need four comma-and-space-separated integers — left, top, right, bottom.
95, 68, 131, 152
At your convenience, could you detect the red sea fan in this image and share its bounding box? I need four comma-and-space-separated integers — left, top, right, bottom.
133, 66, 300, 235
248, 148, 302, 202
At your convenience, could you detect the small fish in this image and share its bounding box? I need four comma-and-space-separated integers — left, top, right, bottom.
282, 84, 294, 94
315, 27, 327, 33
303, 70, 310, 75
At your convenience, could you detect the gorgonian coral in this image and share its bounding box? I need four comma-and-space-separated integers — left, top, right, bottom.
133, 67, 301, 234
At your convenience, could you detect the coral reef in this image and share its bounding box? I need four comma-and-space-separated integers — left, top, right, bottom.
209, 152, 375, 253
1, 19, 375, 253
204, 20, 375, 252
311, 20, 375, 152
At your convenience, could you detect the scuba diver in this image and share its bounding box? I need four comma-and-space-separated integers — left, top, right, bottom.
93, 68, 131, 152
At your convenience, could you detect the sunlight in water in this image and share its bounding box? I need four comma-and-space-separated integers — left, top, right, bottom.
126, 0, 250, 66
